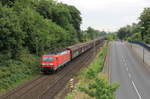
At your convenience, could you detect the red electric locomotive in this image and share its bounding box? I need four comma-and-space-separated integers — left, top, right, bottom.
41, 50, 71, 73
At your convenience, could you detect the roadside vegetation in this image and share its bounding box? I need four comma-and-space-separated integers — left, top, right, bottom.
107, 33, 116, 41
65, 43, 119, 99
117, 8, 150, 44
0, 0, 106, 94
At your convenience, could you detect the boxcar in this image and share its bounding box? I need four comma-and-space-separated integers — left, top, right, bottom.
66, 42, 93, 59
66, 44, 82, 59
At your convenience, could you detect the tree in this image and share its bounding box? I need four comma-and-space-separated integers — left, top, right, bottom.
52, 3, 71, 29
85, 27, 106, 40
0, 6, 25, 58
0, 0, 84, 57
117, 24, 141, 40
1, 0, 16, 6
35, 0, 53, 19
35, 1, 83, 42
87, 27, 95, 40
117, 26, 129, 40
139, 8, 150, 43
66, 5, 82, 41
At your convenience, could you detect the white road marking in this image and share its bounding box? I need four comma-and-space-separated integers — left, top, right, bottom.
123, 59, 125, 62
128, 73, 131, 78
132, 81, 142, 99
121, 59, 125, 64
124, 62, 127, 66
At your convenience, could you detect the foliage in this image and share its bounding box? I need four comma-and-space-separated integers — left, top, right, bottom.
1, 0, 16, 6
65, 5, 82, 41
117, 24, 141, 40
0, 6, 25, 58
128, 33, 141, 41
0, 52, 40, 94
79, 78, 119, 99
117, 27, 127, 40
51, 3, 71, 29
35, 0, 53, 19
82, 27, 106, 41
139, 8, 150, 34
107, 33, 116, 41
0, 0, 83, 57
35, 1, 82, 42
139, 8, 150, 43
117, 8, 150, 44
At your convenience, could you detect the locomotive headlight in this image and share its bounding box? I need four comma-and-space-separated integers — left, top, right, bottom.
42, 63, 45, 65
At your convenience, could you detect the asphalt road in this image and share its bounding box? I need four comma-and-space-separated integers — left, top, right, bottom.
110, 41, 150, 99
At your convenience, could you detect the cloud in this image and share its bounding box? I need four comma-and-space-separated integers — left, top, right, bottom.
57, 0, 150, 31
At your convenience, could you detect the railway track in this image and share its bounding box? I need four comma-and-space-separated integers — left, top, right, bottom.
1, 42, 104, 99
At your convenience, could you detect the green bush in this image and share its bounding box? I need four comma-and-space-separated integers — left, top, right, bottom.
79, 78, 119, 99
0, 53, 40, 93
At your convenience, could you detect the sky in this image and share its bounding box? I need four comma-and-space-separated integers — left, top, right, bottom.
57, 0, 150, 32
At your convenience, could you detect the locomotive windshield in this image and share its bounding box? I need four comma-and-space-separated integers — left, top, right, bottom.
43, 57, 53, 62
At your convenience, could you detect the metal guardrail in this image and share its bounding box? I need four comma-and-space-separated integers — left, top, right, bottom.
128, 40, 150, 51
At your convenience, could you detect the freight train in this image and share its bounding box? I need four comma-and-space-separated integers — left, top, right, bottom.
41, 37, 106, 73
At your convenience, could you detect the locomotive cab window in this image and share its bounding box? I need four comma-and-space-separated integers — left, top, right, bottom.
43, 57, 53, 62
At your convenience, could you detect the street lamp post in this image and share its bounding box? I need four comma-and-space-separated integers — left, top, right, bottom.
143, 44, 144, 63
141, 26, 145, 63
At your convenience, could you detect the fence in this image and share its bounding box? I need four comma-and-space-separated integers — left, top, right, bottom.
128, 40, 150, 51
